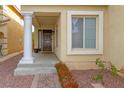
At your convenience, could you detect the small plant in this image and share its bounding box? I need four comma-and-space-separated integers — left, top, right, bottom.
92, 74, 103, 81
92, 58, 105, 84
111, 65, 118, 77
96, 58, 105, 70
0, 5, 3, 9
92, 58, 119, 85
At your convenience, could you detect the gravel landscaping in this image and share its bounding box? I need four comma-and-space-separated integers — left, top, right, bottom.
72, 69, 124, 88
0, 53, 124, 88
0, 54, 34, 88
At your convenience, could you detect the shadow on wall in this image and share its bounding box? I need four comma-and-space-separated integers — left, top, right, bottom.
0, 32, 4, 38
0, 32, 4, 52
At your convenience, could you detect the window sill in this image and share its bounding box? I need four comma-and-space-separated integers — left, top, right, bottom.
67, 49, 103, 55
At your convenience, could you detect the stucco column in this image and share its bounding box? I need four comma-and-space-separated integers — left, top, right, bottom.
19, 12, 34, 64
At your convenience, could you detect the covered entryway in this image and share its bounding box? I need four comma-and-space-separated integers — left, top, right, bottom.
35, 12, 60, 53
43, 30, 52, 51
15, 12, 60, 75
38, 29, 53, 52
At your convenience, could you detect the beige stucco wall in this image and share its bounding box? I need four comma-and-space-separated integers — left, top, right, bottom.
55, 16, 61, 59
0, 18, 24, 55
105, 6, 124, 68
21, 5, 108, 61
34, 27, 38, 49
60, 7, 108, 63
7, 18, 24, 54
22, 5, 124, 69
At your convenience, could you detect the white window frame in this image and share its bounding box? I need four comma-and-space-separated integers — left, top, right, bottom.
67, 11, 103, 55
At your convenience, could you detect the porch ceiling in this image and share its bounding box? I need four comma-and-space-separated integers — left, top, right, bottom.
32, 12, 60, 27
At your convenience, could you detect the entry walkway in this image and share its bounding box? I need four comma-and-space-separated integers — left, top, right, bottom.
15, 52, 59, 75
0, 54, 61, 88
33, 52, 59, 65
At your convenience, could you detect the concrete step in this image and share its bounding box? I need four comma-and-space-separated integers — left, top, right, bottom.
14, 66, 57, 76
17, 63, 56, 68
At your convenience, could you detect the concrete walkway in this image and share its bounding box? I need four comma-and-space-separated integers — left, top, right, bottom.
15, 52, 59, 75
33, 52, 59, 65
0, 54, 61, 88
31, 74, 61, 88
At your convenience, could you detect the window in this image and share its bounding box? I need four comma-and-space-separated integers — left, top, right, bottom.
67, 11, 103, 55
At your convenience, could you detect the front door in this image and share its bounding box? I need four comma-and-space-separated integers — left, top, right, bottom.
43, 30, 52, 51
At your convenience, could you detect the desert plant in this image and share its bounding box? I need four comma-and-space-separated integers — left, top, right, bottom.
92, 74, 103, 82
92, 58, 105, 84
96, 58, 105, 70
111, 65, 118, 77
92, 58, 118, 84
0, 5, 3, 9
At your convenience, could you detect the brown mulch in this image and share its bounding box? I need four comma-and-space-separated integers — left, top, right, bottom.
55, 63, 79, 88
72, 69, 124, 88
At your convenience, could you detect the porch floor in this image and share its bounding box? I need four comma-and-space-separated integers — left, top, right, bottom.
15, 52, 59, 75
33, 52, 59, 65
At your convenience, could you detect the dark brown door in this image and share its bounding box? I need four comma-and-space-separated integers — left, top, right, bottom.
43, 30, 52, 51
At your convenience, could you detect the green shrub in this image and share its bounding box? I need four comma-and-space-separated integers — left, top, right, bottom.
92, 58, 105, 83
0, 5, 3, 9
111, 65, 118, 77
96, 58, 105, 70
92, 58, 118, 84
93, 74, 103, 81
